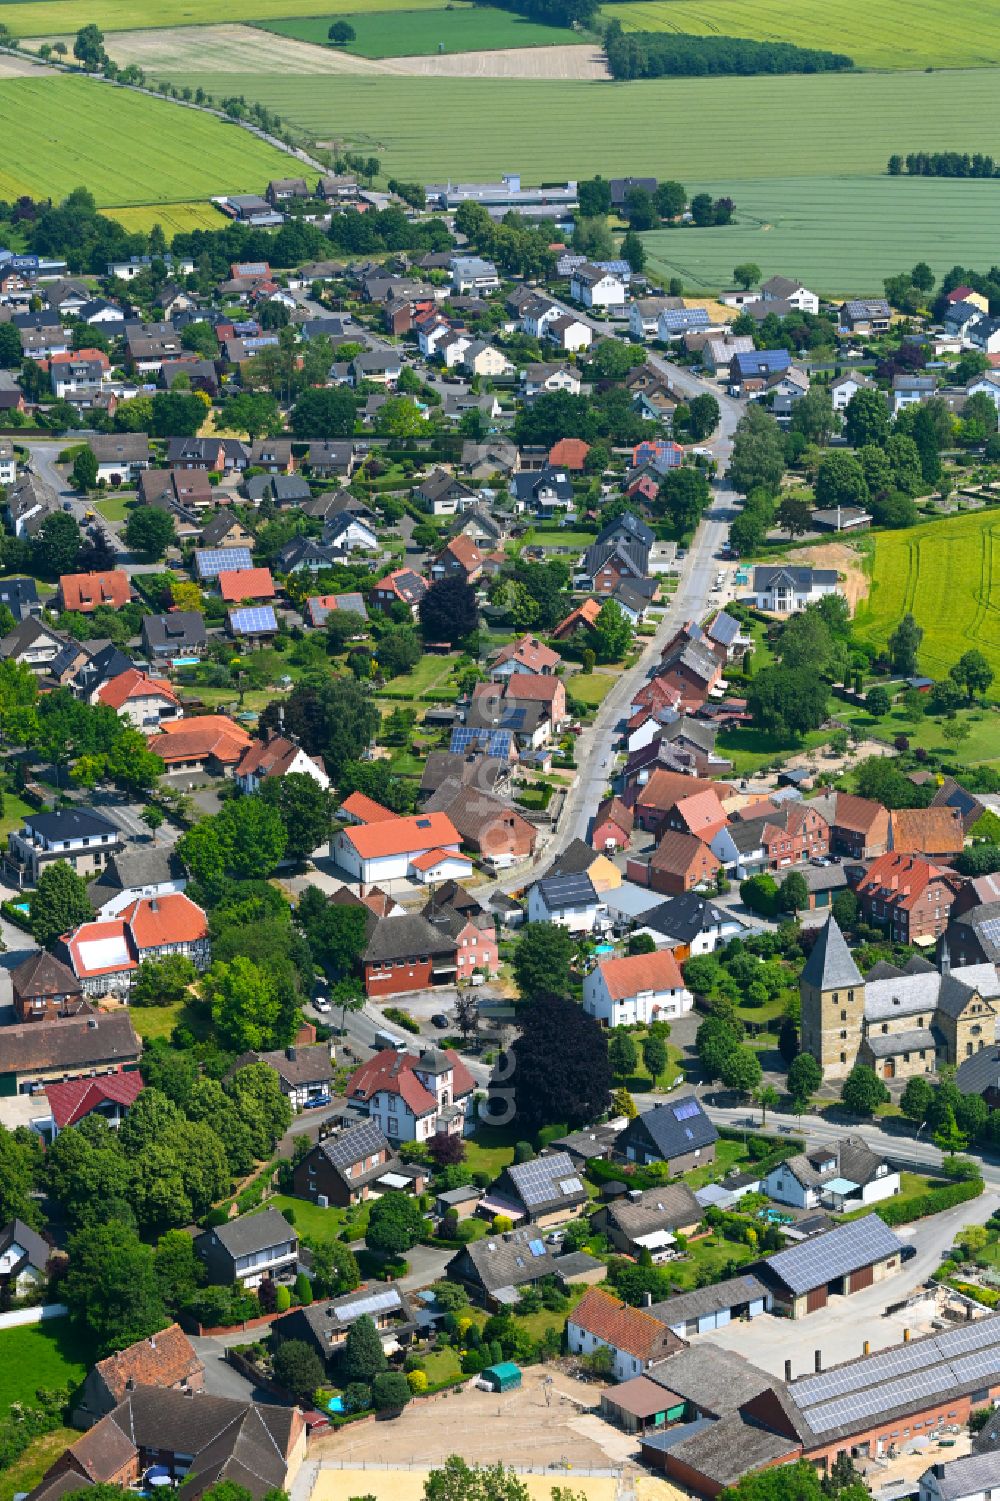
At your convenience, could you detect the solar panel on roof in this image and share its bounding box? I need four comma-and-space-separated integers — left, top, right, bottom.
229, 605, 277, 635
336, 1288, 401, 1320
672, 1098, 700, 1121
196, 546, 253, 579
529, 1239, 546, 1257
449, 727, 514, 760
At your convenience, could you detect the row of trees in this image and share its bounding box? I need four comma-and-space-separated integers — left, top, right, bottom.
604, 24, 853, 80
889, 152, 1000, 179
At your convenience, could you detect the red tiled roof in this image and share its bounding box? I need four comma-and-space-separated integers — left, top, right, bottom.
504, 675, 563, 704
548, 437, 590, 470
596, 949, 685, 1001
59, 569, 131, 612
218, 567, 275, 603
51, 348, 111, 368
91, 1324, 203, 1406
340, 792, 397, 824
150, 715, 251, 765
637, 769, 719, 814
856, 852, 953, 911
45, 1070, 144, 1129
342, 811, 461, 861
651, 828, 719, 876
411, 847, 473, 872
553, 598, 602, 639
347, 1046, 475, 1117
121, 893, 209, 949
441, 534, 484, 573
595, 796, 633, 838
98, 668, 179, 711
672, 788, 727, 839
491, 634, 561, 674
570, 1287, 675, 1361
889, 806, 964, 856
833, 792, 887, 835
235, 734, 324, 783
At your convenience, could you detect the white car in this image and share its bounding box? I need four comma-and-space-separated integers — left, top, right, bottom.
314, 997, 331, 1014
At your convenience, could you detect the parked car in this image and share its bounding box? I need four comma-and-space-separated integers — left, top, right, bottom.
431, 1013, 450, 1029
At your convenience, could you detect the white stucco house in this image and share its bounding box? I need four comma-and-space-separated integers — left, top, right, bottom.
764, 1139, 900, 1211
750, 565, 840, 612
583, 949, 692, 1027
332, 811, 462, 884
570, 264, 626, 310
527, 872, 607, 933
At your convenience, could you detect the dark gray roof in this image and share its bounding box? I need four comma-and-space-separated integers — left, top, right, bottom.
649, 1273, 768, 1328
533, 872, 598, 911
504, 1151, 586, 1213
11, 948, 82, 1001
660, 717, 718, 753
88, 846, 184, 902
641, 893, 737, 944
757, 1214, 902, 1297
0, 576, 39, 622
142, 611, 208, 650
319, 1118, 390, 1173
0, 1013, 139, 1076
449, 1227, 568, 1293
601, 1182, 702, 1240
0, 1218, 51, 1275
644, 1413, 799, 1487
925, 1449, 1000, 1501
278, 1281, 412, 1347
800, 915, 863, 992
597, 511, 654, 550
550, 838, 601, 876
864, 1027, 936, 1058
957, 1045, 1000, 1099
24, 806, 120, 842
363, 913, 456, 964
647, 1342, 775, 1415
753, 565, 838, 591
620, 1097, 718, 1163
199, 1207, 296, 1259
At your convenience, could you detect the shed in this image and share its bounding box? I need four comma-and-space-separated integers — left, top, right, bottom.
481, 1361, 521, 1392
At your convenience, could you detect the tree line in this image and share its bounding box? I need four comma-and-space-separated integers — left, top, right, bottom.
888, 152, 1000, 178
604, 26, 853, 81
471, 0, 599, 30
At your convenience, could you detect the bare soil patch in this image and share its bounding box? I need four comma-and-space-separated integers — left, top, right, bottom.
800, 540, 870, 613
391, 41, 608, 77
0, 50, 54, 75
27, 24, 390, 73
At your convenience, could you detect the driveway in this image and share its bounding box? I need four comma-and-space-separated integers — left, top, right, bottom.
189, 1331, 294, 1405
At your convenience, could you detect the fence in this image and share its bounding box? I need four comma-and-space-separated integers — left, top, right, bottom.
315, 1460, 622, 1477
0, 1303, 67, 1330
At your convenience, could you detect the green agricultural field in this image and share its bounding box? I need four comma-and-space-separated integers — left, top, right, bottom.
641, 177, 1000, 294
0, 76, 292, 206
159, 67, 1000, 184
853, 510, 1000, 686
1, 0, 446, 34
260, 6, 580, 56
104, 201, 228, 234
602, 0, 1000, 70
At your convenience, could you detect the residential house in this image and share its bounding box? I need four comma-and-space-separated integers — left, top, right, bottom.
244, 473, 311, 507
87, 846, 187, 921
88, 434, 149, 484
61, 893, 211, 997
827, 791, 890, 859
6, 806, 123, 886
703, 334, 754, 375
591, 1182, 702, 1260
549, 837, 621, 894
528, 872, 606, 933
615, 1097, 719, 1173
5, 473, 58, 538
232, 1043, 333, 1113
630, 295, 682, 339
583, 949, 692, 1027
199, 509, 254, 550
292, 1119, 402, 1208
96, 668, 182, 730
234, 732, 330, 795
889, 806, 964, 859
490, 634, 560, 679
761, 275, 819, 314
360, 913, 463, 999
334, 811, 462, 884
931, 777, 987, 836
424, 779, 536, 869
58, 569, 131, 614
423, 889, 499, 980
49, 350, 109, 401
830, 370, 877, 411
892, 373, 936, 414
345, 1045, 476, 1141
273, 1282, 416, 1366
855, 852, 959, 944
372, 568, 428, 617
568, 1287, 683, 1382
0, 576, 39, 624
151, 717, 253, 780
764, 1138, 900, 1213
431, 534, 485, 583
0, 1011, 141, 1097
0, 1219, 52, 1300
750, 565, 840, 612
450, 255, 500, 294
571, 263, 626, 309
511, 465, 575, 517
522, 363, 581, 398
547, 313, 593, 352
11, 949, 86, 1023
593, 796, 634, 852
487, 1151, 589, 1227
218, 567, 276, 605
446, 1230, 606, 1308
417, 467, 477, 516
196, 1208, 297, 1288
141, 611, 208, 663
630, 830, 722, 896
634, 894, 746, 961
838, 299, 892, 337
463, 340, 513, 378
920, 1450, 1000, 1501
74, 1325, 204, 1427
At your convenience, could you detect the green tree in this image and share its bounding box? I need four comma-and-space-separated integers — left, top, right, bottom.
621, 230, 646, 274
30, 860, 92, 948
260, 772, 336, 863
73, 22, 107, 67
655, 181, 687, 220
33, 510, 82, 577
124, 505, 175, 560
865, 685, 891, 717
789, 387, 839, 446
776, 496, 813, 539
365, 1192, 424, 1256
578, 176, 612, 218
71, 447, 99, 492
259, 677, 379, 780
755, 1084, 780, 1126
608, 1028, 638, 1080
512, 923, 573, 1002
816, 450, 868, 508
778, 870, 809, 913
341, 1313, 388, 1384
0, 1126, 44, 1228
899, 1075, 934, 1125
154, 1228, 203, 1309
841, 1064, 890, 1116
733, 263, 761, 291
933, 1104, 969, 1155
888, 612, 923, 675
642, 1032, 668, 1084
273, 1339, 325, 1402
721, 1046, 762, 1097
747, 666, 829, 738
950, 649, 994, 701
372, 1370, 412, 1411
728, 404, 785, 496
844, 388, 890, 449
290, 386, 356, 440
327, 19, 356, 43
131, 954, 197, 1006
373, 397, 424, 438
62, 1220, 166, 1357
589, 599, 632, 663
502, 992, 611, 1134
0, 322, 22, 368
787, 1051, 822, 1105
203, 956, 282, 1052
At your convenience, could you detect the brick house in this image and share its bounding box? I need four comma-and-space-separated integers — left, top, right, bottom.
424, 892, 499, 981
11, 950, 86, 1022
568, 1287, 682, 1383
292, 1118, 403, 1208
361, 912, 459, 998
503, 673, 568, 730
630, 830, 722, 896
57, 569, 132, 613
75, 1325, 205, 1427
661, 788, 729, 844
634, 770, 726, 834
889, 806, 964, 860
855, 853, 959, 944
593, 796, 634, 852
828, 792, 890, 859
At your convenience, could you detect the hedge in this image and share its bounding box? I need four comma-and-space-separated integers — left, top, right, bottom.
876, 1175, 984, 1227
383, 1006, 420, 1034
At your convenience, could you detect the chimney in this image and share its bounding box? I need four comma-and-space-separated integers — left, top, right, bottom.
150, 895, 158, 913
814, 1350, 822, 1373
286, 1046, 297, 1062
784, 1359, 792, 1383
87, 1016, 98, 1030
863, 1340, 870, 1356
149, 1335, 156, 1350
904, 1328, 911, 1343
643, 1291, 653, 1308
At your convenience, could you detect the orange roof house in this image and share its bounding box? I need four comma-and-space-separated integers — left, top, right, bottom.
217, 567, 276, 603
339, 792, 398, 825
553, 598, 602, 640
889, 806, 964, 858
148, 714, 251, 773
665, 788, 728, 843
490, 634, 561, 677
76, 1325, 205, 1424
568, 1287, 681, 1377
333, 811, 462, 882
97, 669, 181, 727
58, 569, 131, 613
548, 437, 590, 471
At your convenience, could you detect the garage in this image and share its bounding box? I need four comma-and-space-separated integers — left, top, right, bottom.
807, 1286, 828, 1313
850, 1263, 874, 1293
748, 1215, 904, 1320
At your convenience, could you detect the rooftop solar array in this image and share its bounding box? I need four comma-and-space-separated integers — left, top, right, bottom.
449, 727, 514, 760
323, 1119, 386, 1171
508, 1152, 582, 1208
790, 1314, 1000, 1437
229, 605, 277, 635
529, 1239, 546, 1257
660, 308, 711, 333
673, 1098, 701, 1121
537, 872, 597, 908
335, 1287, 401, 1321
763, 1215, 902, 1297
196, 546, 253, 579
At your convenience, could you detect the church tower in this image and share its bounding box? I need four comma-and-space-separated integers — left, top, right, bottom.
799, 915, 865, 1081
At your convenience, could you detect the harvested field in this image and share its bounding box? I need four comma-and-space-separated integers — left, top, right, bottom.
31, 23, 387, 73
389, 42, 607, 77
0, 51, 53, 75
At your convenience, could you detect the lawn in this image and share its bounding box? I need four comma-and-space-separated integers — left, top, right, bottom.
840, 1172, 945, 1222
0, 1427, 78, 1501
156, 67, 1000, 186
668, 1233, 752, 1290
260, 6, 580, 56
680, 1138, 748, 1190
129, 997, 210, 1042
102, 201, 228, 235
0, 76, 292, 207
602, 0, 1000, 70
0, 1320, 91, 1413
716, 725, 828, 774
95, 492, 133, 523
463, 1122, 520, 1177
852, 510, 1000, 686
382, 653, 461, 700
836, 701, 1000, 767
5, 0, 447, 32
421, 1346, 463, 1386
252, 1192, 371, 1244
567, 670, 617, 706
0, 790, 34, 840
522, 529, 597, 550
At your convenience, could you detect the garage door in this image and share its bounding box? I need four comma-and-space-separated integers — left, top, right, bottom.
807, 1285, 828, 1312
851, 1263, 874, 1293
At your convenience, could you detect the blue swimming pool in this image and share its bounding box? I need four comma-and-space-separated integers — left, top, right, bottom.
326, 1396, 345, 1414
594, 943, 615, 956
